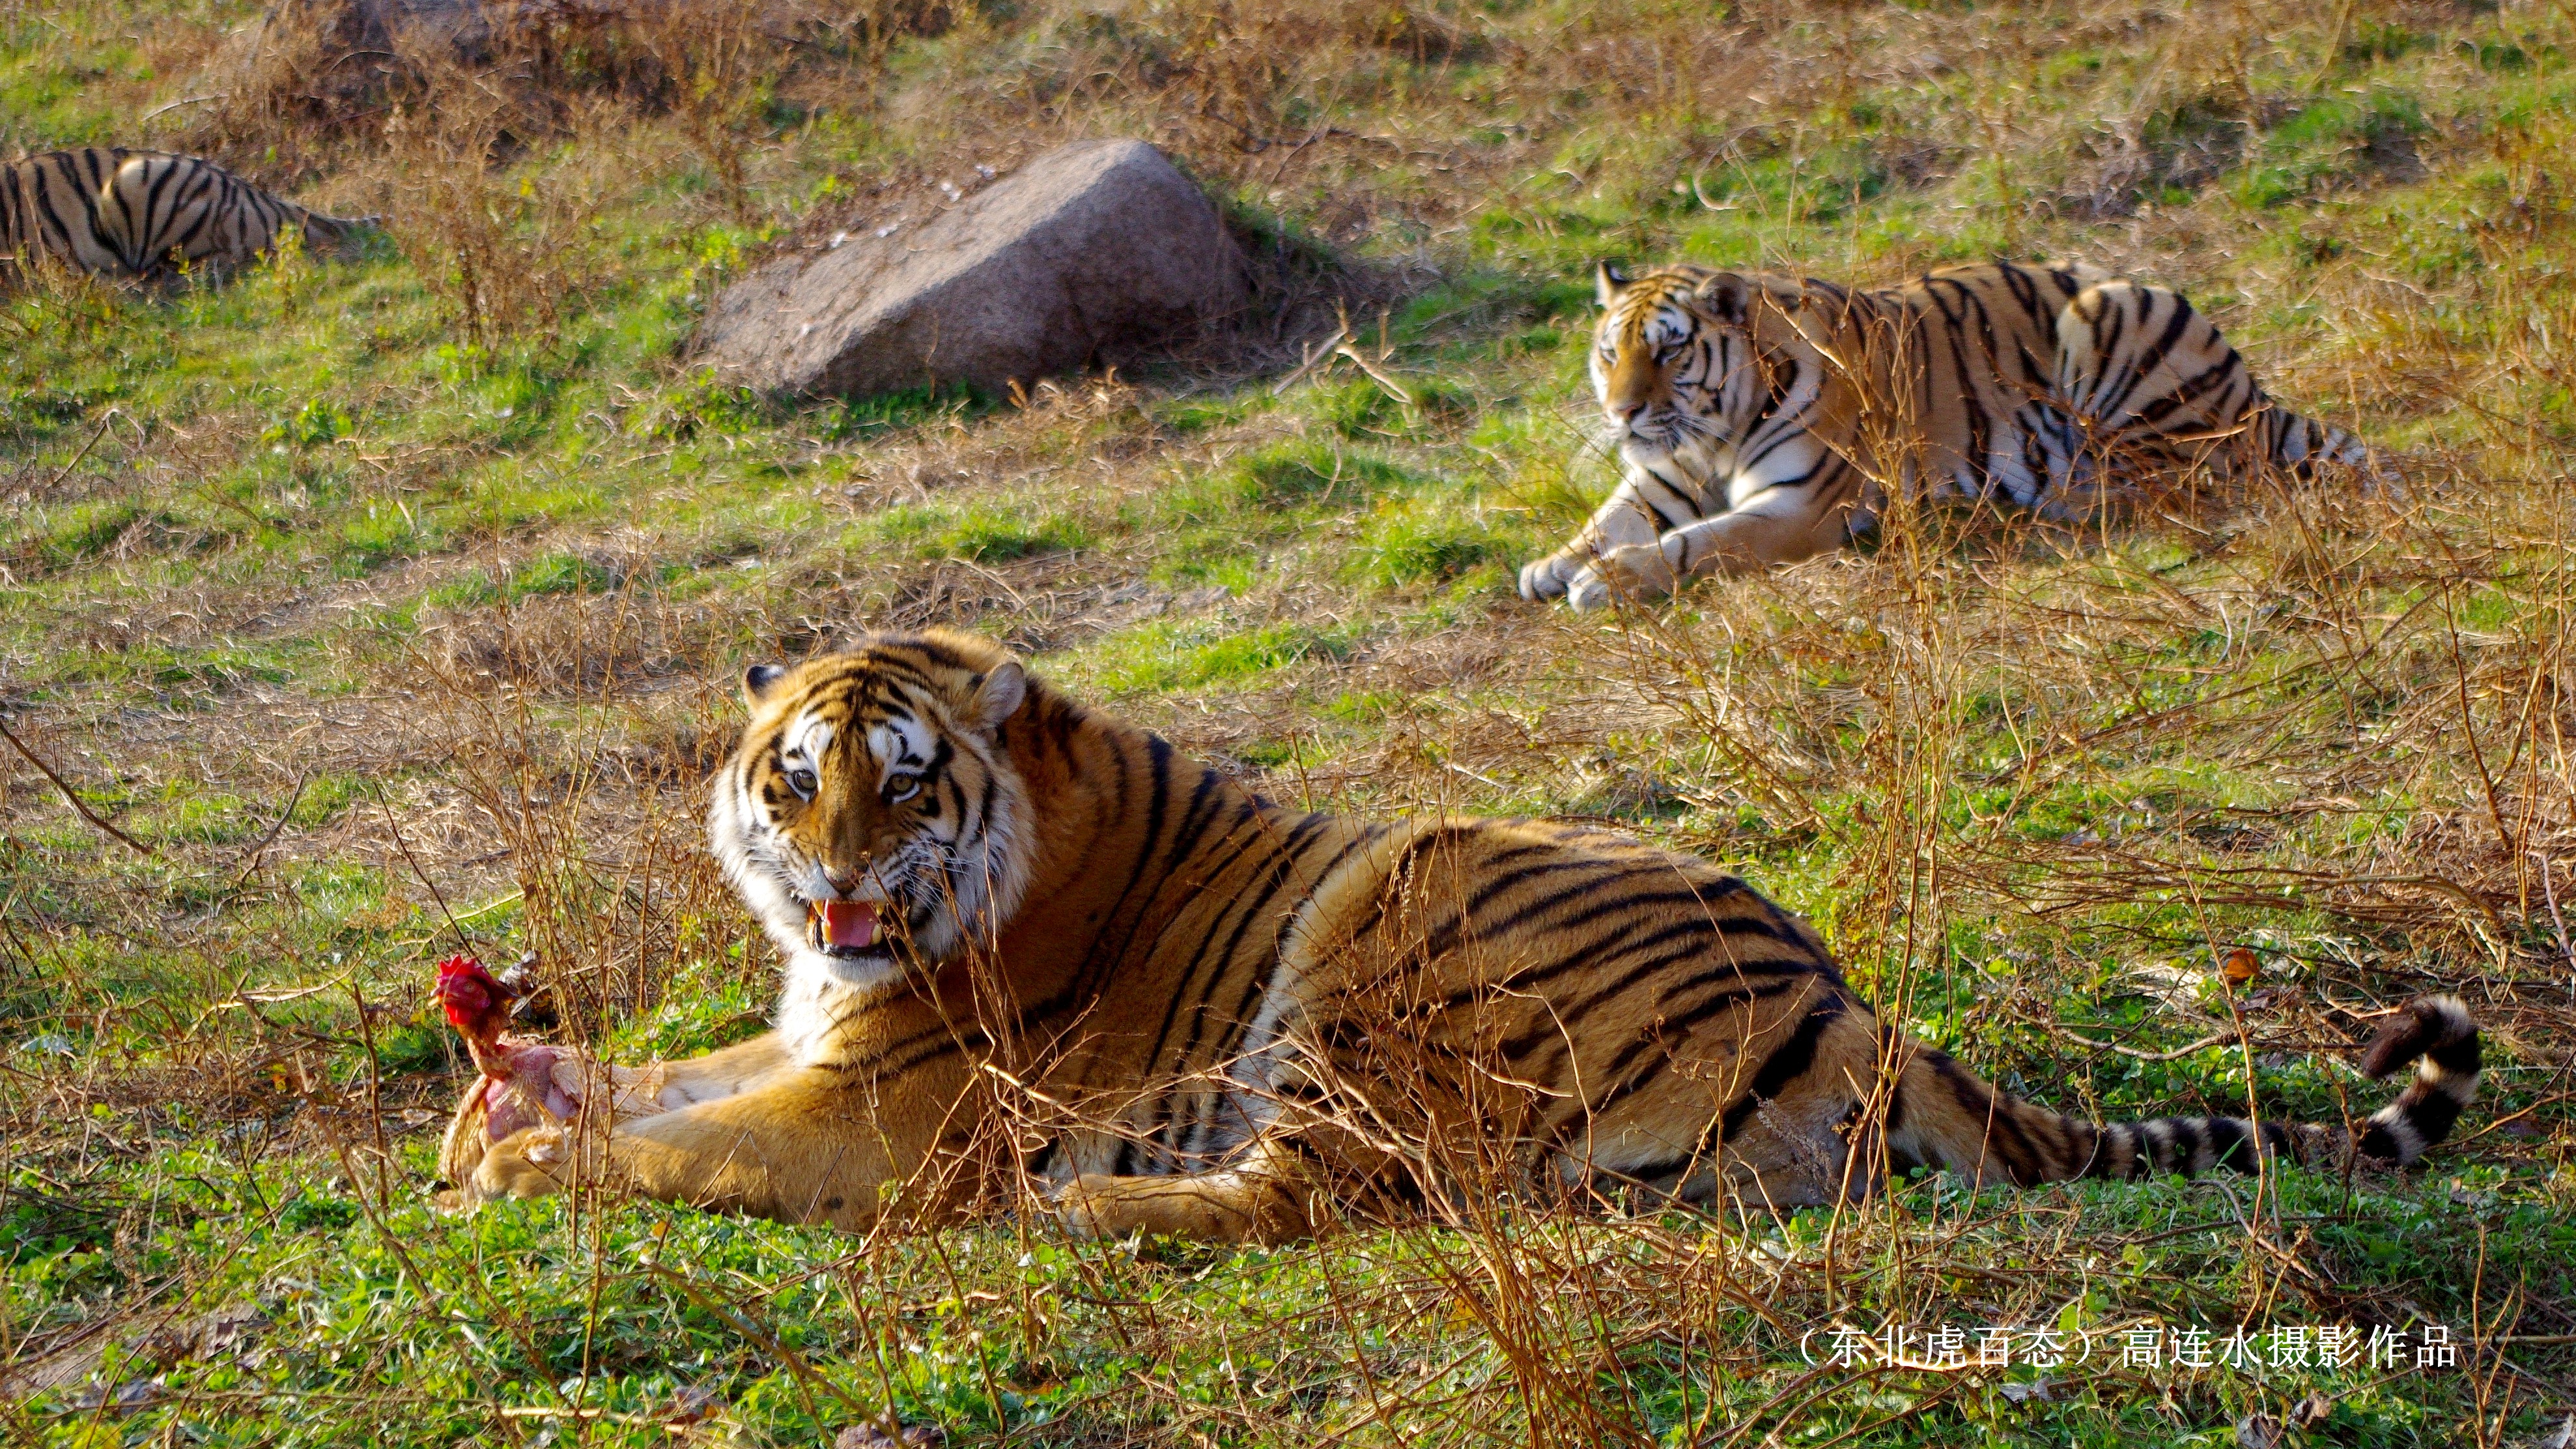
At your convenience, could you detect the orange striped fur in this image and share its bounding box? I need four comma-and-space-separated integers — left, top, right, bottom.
442, 630, 2476, 1241
1, 147, 371, 283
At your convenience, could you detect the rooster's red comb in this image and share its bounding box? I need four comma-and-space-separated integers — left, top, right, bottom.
433, 953, 512, 1034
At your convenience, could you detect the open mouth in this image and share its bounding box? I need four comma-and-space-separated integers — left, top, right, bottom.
806, 900, 881, 956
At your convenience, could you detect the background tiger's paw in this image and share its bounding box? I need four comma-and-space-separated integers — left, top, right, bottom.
1572, 543, 1679, 609
1051, 1173, 1181, 1241
1516, 554, 1576, 601
470, 1125, 575, 1201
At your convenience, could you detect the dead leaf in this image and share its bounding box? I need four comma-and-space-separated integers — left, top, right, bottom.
67, 1379, 160, 1414
2219, 947, 2259, 988
1998, 1379, 2054, 1403
2234, 1412, 2282, 1449
663, 1383, 722, 1430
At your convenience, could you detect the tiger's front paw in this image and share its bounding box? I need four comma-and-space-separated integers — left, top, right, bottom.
1566, 543, 1678, 610
467, 1125, 576, 1203
1049, 1173, 1251, 1243
1517, 551, 1582, 601
1050, 1173, 1119, 1240
1051, 1173, 1208, 1241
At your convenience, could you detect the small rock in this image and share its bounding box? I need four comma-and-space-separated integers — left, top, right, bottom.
68, 1379, 160, 1414
697, 139, 1249, 399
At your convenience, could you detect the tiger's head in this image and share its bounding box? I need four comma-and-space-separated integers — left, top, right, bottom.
1591, 261, 1802, 480
709, 629, 1034, 995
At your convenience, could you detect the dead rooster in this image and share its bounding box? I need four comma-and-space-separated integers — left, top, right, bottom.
434, 954, 576, 1138
433, 954, 659, 1191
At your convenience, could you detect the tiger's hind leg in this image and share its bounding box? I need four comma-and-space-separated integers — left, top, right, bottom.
2052, 280, 2390, 491
2051, 280, 2266, 480
1574, 1116, 1857, 1216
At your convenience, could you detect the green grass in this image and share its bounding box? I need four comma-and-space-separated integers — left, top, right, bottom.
5, 0, 2576, 1444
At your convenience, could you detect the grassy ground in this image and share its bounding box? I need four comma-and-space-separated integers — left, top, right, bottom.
5, 0, 2576, 1442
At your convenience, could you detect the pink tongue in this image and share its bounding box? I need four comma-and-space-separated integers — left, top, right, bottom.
820, 900, 879, 949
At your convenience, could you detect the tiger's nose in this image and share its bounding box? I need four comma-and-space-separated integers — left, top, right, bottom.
822, 864, 866, 895
1609, 397, 1649, 425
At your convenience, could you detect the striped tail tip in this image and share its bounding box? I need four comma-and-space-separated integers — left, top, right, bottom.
2263, 408, 2393, 485
2353, 994, 2480, 1166
302, 212, 381, 246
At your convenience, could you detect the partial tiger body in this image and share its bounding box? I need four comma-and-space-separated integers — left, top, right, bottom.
438, 630, 2480, 1243
1028, 814, 1842, 1203
1, 147, 373, 283
1522, 260, 2383, 610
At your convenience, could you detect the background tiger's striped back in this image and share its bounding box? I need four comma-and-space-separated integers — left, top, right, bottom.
1619, 259, 2377, 513
1523, 259, 2388, 605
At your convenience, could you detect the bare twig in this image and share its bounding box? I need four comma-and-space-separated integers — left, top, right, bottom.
0, 713, 154, 855
139, 93, 226, 124
1270, 322, 1352, 397
1335, 341, 1416, 409
373, 781, 467, 953
2052, 1027, 2235, 1062
229, 772, 309, 892
2534, 850, 2576, 991
37, 412, 115, 496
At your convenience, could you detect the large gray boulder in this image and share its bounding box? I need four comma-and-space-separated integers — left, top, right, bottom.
696, 139, 1250, 398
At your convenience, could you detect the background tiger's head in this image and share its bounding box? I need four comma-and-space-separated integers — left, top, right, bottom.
1592, 261, 1798, 478
709, 629, 1034, 992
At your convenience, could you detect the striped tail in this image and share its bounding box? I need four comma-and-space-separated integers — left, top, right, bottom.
1889, 994, 2478, 1186
294, 208, 381, 250
2347, 994, 2482, 1164
98, 154, 378, 276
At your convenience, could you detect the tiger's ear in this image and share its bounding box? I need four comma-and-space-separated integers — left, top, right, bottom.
743, 664, 790, 704
965, 661, 1026, 732
1595, 260, 1633, 307
1694, 271, 1753, 324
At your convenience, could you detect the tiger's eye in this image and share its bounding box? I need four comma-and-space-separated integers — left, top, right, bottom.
789, 768, 818, 798
885, 773, 922, 804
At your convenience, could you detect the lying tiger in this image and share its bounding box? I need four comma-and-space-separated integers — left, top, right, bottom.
442, 629, 2478, 1242
1, 147, 373, 283
1521, 260, 2381, 610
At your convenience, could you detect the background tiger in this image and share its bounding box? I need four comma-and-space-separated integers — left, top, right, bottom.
1520, 260, 2383, 610
1, 147, 373, 283
440, 628, 2478, 1242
